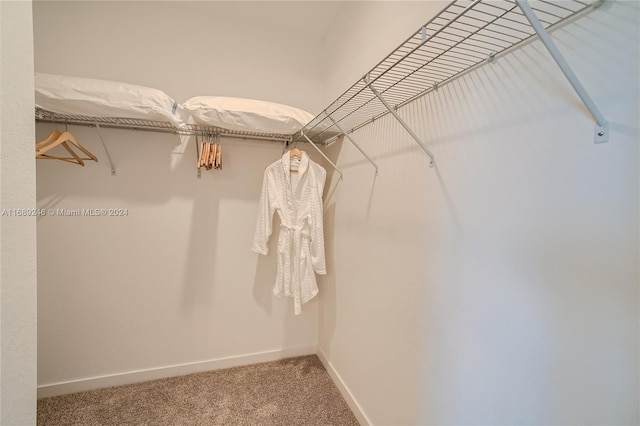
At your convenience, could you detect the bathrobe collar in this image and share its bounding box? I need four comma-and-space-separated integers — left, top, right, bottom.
281, 151, 309, 176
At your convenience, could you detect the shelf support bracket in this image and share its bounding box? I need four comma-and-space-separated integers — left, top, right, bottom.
300, 131, 343, 181
364, 74, 435, 167
94, 122, 116, 176
516, 0, 609, 143
326, 112, 379, 175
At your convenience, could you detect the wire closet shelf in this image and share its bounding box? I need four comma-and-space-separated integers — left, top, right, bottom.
34, 108, 294, 144
294, 0, 597, 146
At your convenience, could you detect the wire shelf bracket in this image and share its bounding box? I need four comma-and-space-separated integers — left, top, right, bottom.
365, 74, 436, 168
326, 112, 379, 175
300, 131, 343, 181
516, 0, 609, 143
94, 122, 116, 176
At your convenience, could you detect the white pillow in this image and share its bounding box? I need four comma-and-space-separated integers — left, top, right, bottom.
183, 96, 315, 134
35, 73, 187, 127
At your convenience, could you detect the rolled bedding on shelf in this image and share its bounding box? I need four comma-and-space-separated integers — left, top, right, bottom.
35, 73, 188, 127
183, 96, 315, 135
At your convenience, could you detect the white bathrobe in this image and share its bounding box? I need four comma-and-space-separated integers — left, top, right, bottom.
252, 152, 327, 314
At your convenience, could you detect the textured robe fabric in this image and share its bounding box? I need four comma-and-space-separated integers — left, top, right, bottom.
252, 151, 327, 315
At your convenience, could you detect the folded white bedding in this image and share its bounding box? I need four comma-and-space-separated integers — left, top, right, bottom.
35, 73, 188, 127
183, 96, 315, 135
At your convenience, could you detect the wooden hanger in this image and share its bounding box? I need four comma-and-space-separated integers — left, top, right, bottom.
289, 147, 302, 173
209, 143, 218, 170
289, 147, 302, 159
36, 129, 63, 149
197, 140, 223, 171
36, 130, 98, 166
199, 141, 209, 169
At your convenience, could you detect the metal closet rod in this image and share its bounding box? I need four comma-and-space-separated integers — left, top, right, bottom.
35, 114, 293, 144
36, 113, 294, 178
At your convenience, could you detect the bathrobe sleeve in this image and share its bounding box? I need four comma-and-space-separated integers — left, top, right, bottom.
251, 170, 275, 255
310, 167, 327, 274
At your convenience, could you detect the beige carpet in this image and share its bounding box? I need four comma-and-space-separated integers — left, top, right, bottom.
38, 355, 359, 425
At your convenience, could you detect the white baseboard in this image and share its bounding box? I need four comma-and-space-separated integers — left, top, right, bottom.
37, 345, 316, 399
316, 347, 371, 426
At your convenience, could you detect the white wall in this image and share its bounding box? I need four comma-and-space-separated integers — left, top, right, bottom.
319, 1, 639, 425
0, 0, 37, 424
33, 1, 327, 113
33, 1, 330, 394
